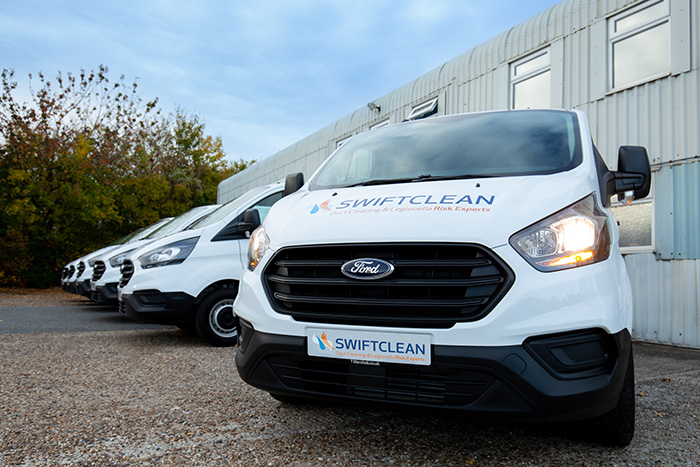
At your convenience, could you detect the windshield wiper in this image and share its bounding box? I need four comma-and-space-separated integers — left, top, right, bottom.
345, 173, 493, 187
409, 173, 496, 182
345, 176, 418, 187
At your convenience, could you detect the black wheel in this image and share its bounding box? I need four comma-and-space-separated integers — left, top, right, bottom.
195, 287, 239, 347
593, 350, 635, 447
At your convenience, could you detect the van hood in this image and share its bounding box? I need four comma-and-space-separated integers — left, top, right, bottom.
263, 171, 597, 249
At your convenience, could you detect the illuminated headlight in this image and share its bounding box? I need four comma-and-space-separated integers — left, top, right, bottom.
510, 194, 611, 272
109, 249, 136, 268
139, 237, 199, 269
247, 227, 270, 271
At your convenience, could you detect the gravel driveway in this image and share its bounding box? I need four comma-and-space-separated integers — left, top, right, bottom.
1, 289, 699, 466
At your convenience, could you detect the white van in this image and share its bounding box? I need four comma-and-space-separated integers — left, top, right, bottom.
89, 205, 217, 304
233, 109, 651, 446
65, 218, 173, 296
117, 182, 284, 346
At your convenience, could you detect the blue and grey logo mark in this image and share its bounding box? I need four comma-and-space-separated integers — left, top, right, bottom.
341, 258, 394, 280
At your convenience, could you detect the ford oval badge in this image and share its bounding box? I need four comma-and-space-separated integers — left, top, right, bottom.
341, 258, 394, 280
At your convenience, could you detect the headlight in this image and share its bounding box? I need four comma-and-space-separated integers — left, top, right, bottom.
247, 227, 270, 271
139, 237, 199, 269
510, 194, 611, 272
109, 248, 136, 268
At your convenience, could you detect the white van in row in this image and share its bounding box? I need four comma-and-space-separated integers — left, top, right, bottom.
117, 182, 284, 346
89, 205, 217, 304
62, 218, 173, 296
233, 109, 651, 446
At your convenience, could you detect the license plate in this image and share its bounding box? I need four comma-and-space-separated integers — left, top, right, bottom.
306, 328, 431, 366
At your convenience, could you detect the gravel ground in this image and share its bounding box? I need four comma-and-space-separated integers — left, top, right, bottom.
1, 289, 699, 466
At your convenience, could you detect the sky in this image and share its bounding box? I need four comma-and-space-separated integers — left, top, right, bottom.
1, 0, 562, 163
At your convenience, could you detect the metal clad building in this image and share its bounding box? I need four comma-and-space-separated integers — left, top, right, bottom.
219, 0, 700, 348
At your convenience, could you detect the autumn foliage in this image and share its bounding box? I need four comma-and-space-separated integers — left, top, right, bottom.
0, 66, 251, 287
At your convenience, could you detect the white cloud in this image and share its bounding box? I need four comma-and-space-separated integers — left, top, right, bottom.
1, 0, 562, 162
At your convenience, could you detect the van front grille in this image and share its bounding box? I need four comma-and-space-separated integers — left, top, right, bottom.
92, 261, 106, 281
263, 243, 514, 328
119, 260, 134, 287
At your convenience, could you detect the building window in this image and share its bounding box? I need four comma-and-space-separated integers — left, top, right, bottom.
610, 178, 655, 253
608, 0, 670, 90
510, 48, 551, 109
370, 119, 390, 130
406, 97, 438, 121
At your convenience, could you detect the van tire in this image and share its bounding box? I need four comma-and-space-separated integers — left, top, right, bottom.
592, 350, 635, 447
195, 287, 239, 347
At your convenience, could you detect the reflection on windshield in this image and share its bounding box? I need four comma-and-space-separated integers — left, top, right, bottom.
310, 110, 581, 190
144, 205, 215, 239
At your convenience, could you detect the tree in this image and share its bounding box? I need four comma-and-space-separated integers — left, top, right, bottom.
0, 66, 252, 288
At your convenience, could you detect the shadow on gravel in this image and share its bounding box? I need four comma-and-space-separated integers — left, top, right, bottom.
116, 327, 215, 349
277, 395, 597, 449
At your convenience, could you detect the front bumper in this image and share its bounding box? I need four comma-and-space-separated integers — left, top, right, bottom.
91, 283, 118, 304
119, 290, 195, 325
235, 324, 631, 422
77, 279, 91, 297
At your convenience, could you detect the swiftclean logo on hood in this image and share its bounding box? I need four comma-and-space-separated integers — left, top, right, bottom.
310, 193, 495, 215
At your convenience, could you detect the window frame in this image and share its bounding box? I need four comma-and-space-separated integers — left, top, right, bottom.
607, 0, 671, 92
405, 97, 439, 121
509, 47, 551, 110
370, 119, 390, 130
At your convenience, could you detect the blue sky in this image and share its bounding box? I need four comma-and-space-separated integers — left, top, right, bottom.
1, 0, 562, 163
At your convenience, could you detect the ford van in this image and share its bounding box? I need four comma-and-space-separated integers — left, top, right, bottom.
233, 109, 651, 446
63, 218, 172, 296
89, 205, 217, 304
117, 182, 284, 346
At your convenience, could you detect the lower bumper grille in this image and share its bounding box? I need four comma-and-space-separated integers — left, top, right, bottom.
267, 355, 495, 407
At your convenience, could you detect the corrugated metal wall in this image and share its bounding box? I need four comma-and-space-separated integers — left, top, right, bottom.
655, 160, 700, 260
626, 254, 700, 348
218, 0, 700, 348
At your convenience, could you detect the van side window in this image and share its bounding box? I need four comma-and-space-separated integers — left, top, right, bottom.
211, 191, 284, 242
248, 192, 283, 223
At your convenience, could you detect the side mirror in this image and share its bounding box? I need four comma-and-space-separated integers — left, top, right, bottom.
243, 209, 261, 232
284, 172, 304, 197
211, 209, 262, 242
611, 146, 651, 204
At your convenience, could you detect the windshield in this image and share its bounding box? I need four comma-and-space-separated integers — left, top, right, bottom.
111, 228, 145, 246
187, 185, 279, 230
144, 205, 216, 239
126, 218, 173, 243
310, 110, 582, 190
